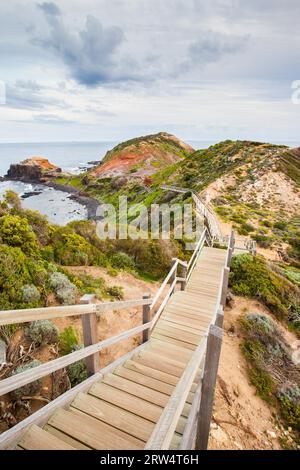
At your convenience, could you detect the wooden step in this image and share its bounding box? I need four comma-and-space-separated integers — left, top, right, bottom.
71, 392, 154, 442
48, 408, 144, 450
18, 424, 76, 450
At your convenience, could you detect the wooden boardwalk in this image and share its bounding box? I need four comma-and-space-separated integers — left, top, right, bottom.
11, 247, 227, 450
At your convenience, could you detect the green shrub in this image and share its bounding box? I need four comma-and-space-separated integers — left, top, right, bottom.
253, 233, 273, 248
26, 320, 59, 346
248, 366, 275, 404
0, 214, 38, 256
10, 360, 42, 399
240, 313, 300, 435
110, 252, 136, 270
21, 284, 40, 305
49, 272, 77, 305
4, 190, 21, 210
230, 254, 300, 329
67, 360, 88, 386
51, 228, 97, 266
59, 326, 79, 355
0, 245, 32, 309
106, 285, 124, 300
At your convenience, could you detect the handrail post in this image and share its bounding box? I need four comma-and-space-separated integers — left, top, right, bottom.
227, 247, 233, 268
180, 263, 187, 291
80, 294, 100, 376
142, 294, 151, 343
195, 325, 223, 450
171, 258, 178, 295
215, 306, 224, 328
221, 267, 230, 309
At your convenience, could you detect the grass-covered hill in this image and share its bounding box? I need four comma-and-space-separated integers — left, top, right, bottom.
89, 132, 194, 179
63, 137, 299, 264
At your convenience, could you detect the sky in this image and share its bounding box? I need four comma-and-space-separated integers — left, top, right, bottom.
0, 0, 300, 143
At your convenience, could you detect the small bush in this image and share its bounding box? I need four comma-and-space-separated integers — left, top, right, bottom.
106, 285, 124, 300
21, 284, 40, 305
0, 214, 38, 256
253, 233, 273, 248
230, 254, 300, 329
248, 366, 275, 404
10, 360, 42, 399
67, 360, 88, 387
59, 326, 79, 355
49, 272, 77, 305
240, 313, 300, 436
110, 252, 136, 270
26, 320, 59, 346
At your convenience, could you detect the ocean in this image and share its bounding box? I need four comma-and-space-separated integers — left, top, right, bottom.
0, 141, 116, 225
0, 139, 298, 225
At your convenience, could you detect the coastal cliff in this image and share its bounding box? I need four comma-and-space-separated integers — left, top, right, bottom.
6, 156, 62, 182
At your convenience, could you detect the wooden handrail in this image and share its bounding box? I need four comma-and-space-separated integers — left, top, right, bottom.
187, 228, 207, 270
150, 259, 178, 310
150, 277, 177, 332
0, 321, 151, 397
0, 298, 152, 326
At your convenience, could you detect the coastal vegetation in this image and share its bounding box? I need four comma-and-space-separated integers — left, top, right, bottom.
240, 313, 300, 446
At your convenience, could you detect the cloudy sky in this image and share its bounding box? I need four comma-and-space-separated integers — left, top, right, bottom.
0, 0, 299, 143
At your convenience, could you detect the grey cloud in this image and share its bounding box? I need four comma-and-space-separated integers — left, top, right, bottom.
6, 81, 68, 110
34, 5, 126, 86
33, 113, 73, 124
37, 2, 61, 16
188, 31, 248, 66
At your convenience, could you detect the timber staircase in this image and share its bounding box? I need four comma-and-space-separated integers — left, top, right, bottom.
0, 240, 232, 450
0, 186, 246, 450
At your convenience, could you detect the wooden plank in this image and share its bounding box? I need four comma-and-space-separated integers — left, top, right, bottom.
157, 318, 207, 335
89, 382, 162, 423
48, 408, 144, 450
102, 373, 170, 408
153, 325, 202, 346
0, 304, 96, 326
0, 299, 152, 326
114, 366, 195, 406
162, 312, 210, 329
71, 392, 154, 442
114, 365, 175, 395
148, 340, 192, 362
124, 360, 180, 386
18, 424, 76, 450
164, 307, 213, 320
151, 332, 196, 351
132, 351, 186, 377
44, 424, 91, 450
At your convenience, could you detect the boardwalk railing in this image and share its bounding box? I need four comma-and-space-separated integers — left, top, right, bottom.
160, 185, 223, 242
0, 226, 209, 404
0, 216, 238, 449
